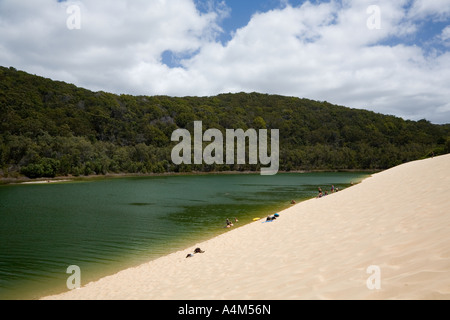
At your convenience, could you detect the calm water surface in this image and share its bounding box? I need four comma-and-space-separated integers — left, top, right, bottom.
0, 172, 370, 299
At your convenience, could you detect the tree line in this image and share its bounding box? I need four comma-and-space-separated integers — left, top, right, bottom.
1, 66, 449, 179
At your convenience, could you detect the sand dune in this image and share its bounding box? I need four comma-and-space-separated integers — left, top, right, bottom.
42, 154, 450, 300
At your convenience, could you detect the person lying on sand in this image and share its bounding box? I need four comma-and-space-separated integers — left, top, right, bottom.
186, 248, 205, 258
265, 213, 280, 222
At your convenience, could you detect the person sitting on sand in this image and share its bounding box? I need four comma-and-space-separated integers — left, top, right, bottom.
317, 186, 324, 198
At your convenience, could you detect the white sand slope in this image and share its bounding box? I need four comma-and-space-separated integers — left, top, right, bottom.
42, 154, 450, 300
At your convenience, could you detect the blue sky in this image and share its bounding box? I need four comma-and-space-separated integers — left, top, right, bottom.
163, 0, 288, 67
215, 0, 288, 39
1, 0, 450, 123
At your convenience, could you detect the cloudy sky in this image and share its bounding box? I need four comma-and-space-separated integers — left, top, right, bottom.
1, 0, 450, 123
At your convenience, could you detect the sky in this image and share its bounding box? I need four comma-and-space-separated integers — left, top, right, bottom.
0, 0, 450, 124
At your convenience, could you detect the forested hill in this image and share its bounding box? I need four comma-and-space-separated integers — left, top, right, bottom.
1, 66, 449, 179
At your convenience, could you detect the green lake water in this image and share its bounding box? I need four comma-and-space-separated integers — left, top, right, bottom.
0, 172, 370, 300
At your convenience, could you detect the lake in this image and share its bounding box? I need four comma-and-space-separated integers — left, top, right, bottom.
0, 172, 370, 300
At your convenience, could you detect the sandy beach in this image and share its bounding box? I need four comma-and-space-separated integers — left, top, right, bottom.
19, 179, 72, 185
42, 154, 450, 300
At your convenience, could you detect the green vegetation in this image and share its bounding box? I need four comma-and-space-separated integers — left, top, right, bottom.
1, 66, 449, 179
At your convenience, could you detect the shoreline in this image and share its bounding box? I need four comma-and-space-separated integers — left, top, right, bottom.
2, 171, 366, 300
18, 179, 72, 185
3, 174, 323, 301
1, 168, 378, 186
42, 154, 450, 300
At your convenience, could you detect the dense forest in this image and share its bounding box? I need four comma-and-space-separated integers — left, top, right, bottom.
1, 66, 449, 180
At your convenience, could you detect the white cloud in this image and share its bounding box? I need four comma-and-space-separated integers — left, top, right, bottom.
441, 25, 450, 44
407, 0, 450, 20
0, 0, 221, 90
0, 0, 449, 123
181, 0, 450, 122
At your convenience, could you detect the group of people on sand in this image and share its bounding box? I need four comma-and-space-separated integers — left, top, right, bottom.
265, 213, 279, 222
226, 217, 238, 228
185, 217, 238, 259
317, 185, 339, 198
289, 185, 342, 203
